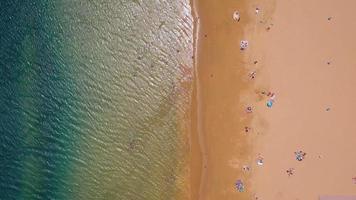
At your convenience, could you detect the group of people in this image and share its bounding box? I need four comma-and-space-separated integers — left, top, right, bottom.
233, 6, 310, 194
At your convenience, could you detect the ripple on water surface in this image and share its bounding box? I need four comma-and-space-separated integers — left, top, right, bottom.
0, 0, 193, 199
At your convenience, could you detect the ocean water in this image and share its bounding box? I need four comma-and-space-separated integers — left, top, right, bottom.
0, 0, 193, 199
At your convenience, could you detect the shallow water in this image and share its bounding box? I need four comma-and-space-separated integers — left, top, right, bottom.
0, 0, 193, 199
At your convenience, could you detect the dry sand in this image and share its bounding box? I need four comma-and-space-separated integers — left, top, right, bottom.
251, 0, 356, 199
191, 0, 356, 199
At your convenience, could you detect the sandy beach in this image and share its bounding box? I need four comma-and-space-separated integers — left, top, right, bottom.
191, 0, 256, 199
191, 0, 356, 199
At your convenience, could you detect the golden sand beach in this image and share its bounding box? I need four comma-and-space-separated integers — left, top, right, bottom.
190, 0, 356, 199
191, 0, 256, 199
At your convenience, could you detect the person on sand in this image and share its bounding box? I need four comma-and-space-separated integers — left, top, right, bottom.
295, 151, 307, 161
352, 177, 356, 184
286, 168, 294, 176
267, 92, 275, 97
255, 7, 260, 15
249, 71, 256, 79
246, 106, 253, 113
254, 194, 259, 200
233, 11, 240, 22
242, 165, 250, 171
240, 40, 249, 50
235, 179, 244, 192
266, 23, 274, 31
256, 155, 264, 166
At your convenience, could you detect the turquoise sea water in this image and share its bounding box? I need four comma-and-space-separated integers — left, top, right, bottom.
0, 0, 193, 199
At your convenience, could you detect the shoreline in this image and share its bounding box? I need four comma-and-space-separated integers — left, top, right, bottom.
189, 0, 204, 199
